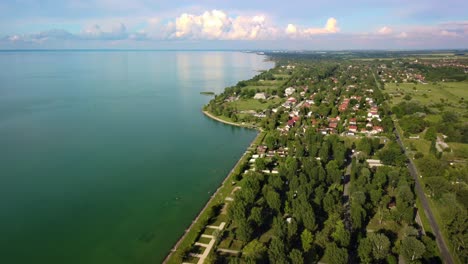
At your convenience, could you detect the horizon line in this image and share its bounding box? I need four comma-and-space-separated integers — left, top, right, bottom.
0, 48, 467, 53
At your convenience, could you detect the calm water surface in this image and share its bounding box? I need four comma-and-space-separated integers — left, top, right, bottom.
0, 51, 273, 264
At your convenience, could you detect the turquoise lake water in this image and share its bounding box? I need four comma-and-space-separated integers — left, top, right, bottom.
0, 51, 273, 264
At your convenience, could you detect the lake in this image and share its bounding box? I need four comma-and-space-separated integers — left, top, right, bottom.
0, 50, 273, 263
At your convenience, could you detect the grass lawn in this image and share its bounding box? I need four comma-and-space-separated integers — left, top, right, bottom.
218, 238, 232, 249
208, 214, 228, 226
404, 138, 431, 154
243, 85, 278, 92
258, 79, 286, 86
230, 240, 245, 251
203, 227, 218, 236
366, 214, 400, 234
415, 195, 433, 234
274, 74, 292, 79
385, 81, 468, 106
259, 228, 274, 244
185, 256, 200, 263
446, 142, 468, 160
198, 236, 211, 244
427, 197, 463, 264
424, 114, 442, 124
192, 245, 205, 254
230, 97, 283, 111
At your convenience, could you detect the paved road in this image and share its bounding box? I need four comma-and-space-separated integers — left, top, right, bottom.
394, 127, 455, 264
373, 70, 454, 264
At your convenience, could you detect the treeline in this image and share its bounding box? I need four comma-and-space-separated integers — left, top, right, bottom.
220, 130, 350, 263
212, 126, 439, 263
408, 63, 467, 81
392, 101, 467, 143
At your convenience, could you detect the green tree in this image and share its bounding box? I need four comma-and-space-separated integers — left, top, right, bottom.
236, 219, 253, 242
326, 160, 342, 184
424, 177, 449, 199
289, 249, 304, 264
357, 137, 372, 156
243, 240, 267, 262
302, 205, 317, 231
301, 229, 314, 252
424, 127, 437, 141
268, 237, 288, 264
249, 206, 264, 226
319, 141, 330, 162
272, 216, 287, 240
400, 236, 426, 262
266, 189, 282, 213
325, 243, 348, 264
255, 158, 266, 171
351, 203, 366, 229
369, 233, 390, 260
287, 218, 298, 241
358, 237, 373, 264
332, 221, 350, 247
265, 135, 276, 150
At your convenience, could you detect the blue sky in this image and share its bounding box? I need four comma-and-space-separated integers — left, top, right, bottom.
1, 0, 467, 49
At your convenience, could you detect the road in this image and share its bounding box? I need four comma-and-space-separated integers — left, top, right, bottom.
373, 70, 454, 264
394, 126, 455, 264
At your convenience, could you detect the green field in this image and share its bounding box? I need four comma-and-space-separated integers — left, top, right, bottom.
242, 85, 278, 91
230, 98, 283, 111
385, 81, 468, 106
446, 142, 468, 160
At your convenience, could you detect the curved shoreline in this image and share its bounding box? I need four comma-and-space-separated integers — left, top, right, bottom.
163, 111, 260, 264
202, 110, 256, 129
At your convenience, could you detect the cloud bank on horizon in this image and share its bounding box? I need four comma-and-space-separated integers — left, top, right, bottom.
0, 0, 467, 49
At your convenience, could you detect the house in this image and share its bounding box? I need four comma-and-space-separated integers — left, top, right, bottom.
257, 145, 268, 154
366, 159, 383, 168
282, 101, 292, 109
311, 119, 318, 127
339, 98, 350, 112
373, 126, 384, 133
367, 111, 380, 119
287, 97, 297, 103
253, 92, 266, 100
285, 87, 296, 96
348, 125, 358, 132
349, 118, 357, 125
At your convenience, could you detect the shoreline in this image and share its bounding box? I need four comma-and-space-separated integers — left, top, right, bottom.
163, 111, 261, 263
202, 110, 256, 129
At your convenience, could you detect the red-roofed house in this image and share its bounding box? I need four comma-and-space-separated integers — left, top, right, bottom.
373, 126, 384, 133
311, 119, 318, 127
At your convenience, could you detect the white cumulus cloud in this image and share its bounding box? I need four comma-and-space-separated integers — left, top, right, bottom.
285, 17, 340, 37
171, 10, 277, 40
378, 26, 393, 35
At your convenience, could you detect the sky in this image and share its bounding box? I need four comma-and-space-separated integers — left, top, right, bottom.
0, 0, 467, 50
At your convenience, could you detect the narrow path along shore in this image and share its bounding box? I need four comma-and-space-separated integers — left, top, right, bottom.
162, 114, 262, 263
202, 110, 255, 129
